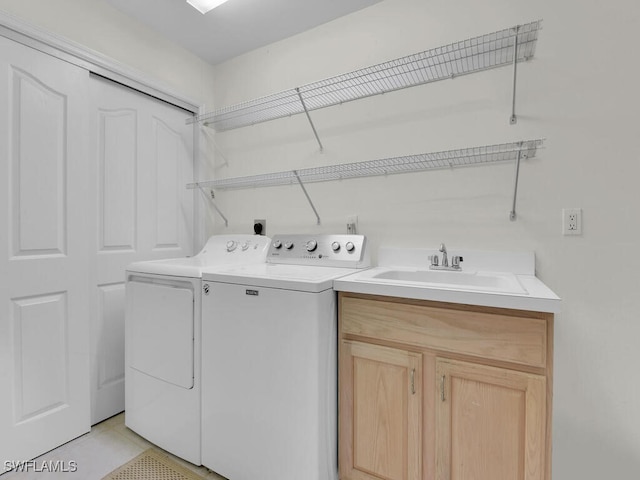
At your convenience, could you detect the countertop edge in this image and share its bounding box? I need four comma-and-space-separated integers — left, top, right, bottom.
333, 277, 561, 314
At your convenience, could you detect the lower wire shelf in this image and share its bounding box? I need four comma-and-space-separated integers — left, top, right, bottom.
188, 139, 544, 224
188, 139, 542, 190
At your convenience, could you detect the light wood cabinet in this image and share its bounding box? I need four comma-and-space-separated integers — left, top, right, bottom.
339, 341, 422, 480
435, 359, 546, 480
338, 292, 554, 480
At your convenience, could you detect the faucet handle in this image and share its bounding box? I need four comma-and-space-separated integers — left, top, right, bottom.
429, 255, 439, 267
451, 256, 464, 268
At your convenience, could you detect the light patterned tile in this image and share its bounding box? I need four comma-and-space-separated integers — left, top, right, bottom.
111, 423, 154, 451
2, 412, 227, 480
205, 470, 229, 480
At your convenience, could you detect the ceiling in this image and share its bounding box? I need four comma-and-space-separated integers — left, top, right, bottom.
104, 0, 384, 65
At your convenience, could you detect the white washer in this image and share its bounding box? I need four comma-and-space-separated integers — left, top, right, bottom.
125, 234, 271, 465
201, 234, 369, 480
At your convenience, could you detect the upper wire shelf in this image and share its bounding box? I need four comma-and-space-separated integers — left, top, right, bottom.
188, 21, 541, 130
187, 139, 543, 191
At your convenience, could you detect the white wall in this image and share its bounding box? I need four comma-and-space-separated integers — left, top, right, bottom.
0, 0, 216, 107
208, 0, 640, 477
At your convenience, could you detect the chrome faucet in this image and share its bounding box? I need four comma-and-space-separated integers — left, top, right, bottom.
439, 243, 448, 267
430, 243, 463, 271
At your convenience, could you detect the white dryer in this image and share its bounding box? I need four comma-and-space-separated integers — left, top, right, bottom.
125, 234, 271, 465
201, 234, 369, 480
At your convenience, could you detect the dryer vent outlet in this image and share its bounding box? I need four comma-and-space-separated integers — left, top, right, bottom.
254, 219, 266, 236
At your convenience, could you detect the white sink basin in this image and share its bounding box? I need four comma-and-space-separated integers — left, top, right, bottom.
333, 248, 561, 312
369, 268, 528, 295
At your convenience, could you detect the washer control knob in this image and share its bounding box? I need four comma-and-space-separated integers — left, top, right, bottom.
331, 241, 341, 252
241, 242, 249, 251
345, 241, 355, 252
306, 240, 318, 252
273, 240, 282, 249
284, 241, 294, 250
226, 240, 237, 252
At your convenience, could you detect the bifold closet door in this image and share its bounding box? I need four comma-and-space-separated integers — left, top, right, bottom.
0, 37, 92, 462
0, 34, 196, 462
88, 76, 195, 425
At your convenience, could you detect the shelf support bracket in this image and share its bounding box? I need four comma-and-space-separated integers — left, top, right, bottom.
510, 25, 520, 125
293, 170, 321, 225
296, 87, 324, 152
509, 145, 524, 221
199, 186, 229, 227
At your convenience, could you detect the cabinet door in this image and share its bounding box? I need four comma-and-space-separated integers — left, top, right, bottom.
340, 341, 422, 480
436, 359, 546, 480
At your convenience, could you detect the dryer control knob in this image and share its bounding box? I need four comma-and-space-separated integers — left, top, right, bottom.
331, 241, 341, 252
273, 240, 282, 249
284, 241, 294, 250
226, 240, 237, 252
345, 241, 355, 252
306, 240, 318, 252
241, 242, 250, 251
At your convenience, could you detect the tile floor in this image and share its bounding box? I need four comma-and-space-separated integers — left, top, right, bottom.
2, 413, 225, 479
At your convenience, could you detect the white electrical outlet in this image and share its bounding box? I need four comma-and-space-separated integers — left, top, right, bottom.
562, 208, 582, 235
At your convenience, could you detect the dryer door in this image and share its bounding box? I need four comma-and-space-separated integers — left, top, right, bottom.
127, 279, 194, 389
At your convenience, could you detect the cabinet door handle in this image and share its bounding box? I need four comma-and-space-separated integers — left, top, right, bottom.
410, 368, 416, 395
440, 375, 446, 402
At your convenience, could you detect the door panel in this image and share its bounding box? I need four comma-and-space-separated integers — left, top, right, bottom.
10, 67, 67, 257
436, 359, 546, 480
340, 340, 422, 480
12, 293, 68, 421
89, 77, 194, 424
153, 117, 182, 250
96, 284, 126, 391
98, 108, 137, 252
0, 37, 91, 462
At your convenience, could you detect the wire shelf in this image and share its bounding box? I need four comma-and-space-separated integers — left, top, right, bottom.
189, 21, 541, 131
187, 139, 543, 191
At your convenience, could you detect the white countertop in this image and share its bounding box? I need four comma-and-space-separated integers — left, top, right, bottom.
333, 247, 561, 313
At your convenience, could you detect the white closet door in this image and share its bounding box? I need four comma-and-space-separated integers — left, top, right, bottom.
89, 77, 194, 425
0, 38, 92, 461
